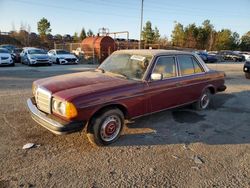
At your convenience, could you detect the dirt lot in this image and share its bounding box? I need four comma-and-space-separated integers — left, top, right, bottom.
0, 63, 249, 187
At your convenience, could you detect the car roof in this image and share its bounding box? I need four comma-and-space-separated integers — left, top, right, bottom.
23, 47, 39, 50
113, 49, 193, 56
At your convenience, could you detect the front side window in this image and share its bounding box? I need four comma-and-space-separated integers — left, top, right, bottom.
178, 55, 204, 76
153, 56, 177, 79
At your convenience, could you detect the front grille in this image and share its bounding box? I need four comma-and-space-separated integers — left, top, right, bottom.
37, 59, 49, 62
1, 57, 9, 60
36, 87, 51, 114
65, 58, 76, 62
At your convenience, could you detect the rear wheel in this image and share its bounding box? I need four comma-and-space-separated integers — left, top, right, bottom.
87, 108, 124, 146
245, 73, 250, 79
193, 89, 211, 110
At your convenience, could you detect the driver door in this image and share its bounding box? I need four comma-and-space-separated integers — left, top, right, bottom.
144, 56, 183, 113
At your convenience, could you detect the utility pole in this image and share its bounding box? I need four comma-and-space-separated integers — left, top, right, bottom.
139, 0, 144, 49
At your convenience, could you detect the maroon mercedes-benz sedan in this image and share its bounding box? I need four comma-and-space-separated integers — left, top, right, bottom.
27, 50, 226, 146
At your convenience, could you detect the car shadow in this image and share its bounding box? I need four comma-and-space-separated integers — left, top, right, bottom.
111, 92, 250, 147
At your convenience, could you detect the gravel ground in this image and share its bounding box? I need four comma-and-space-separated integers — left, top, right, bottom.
0, 63, 249, 188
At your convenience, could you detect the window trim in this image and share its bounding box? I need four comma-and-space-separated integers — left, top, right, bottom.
176, 54, 205, 77
150, 55, 179, 81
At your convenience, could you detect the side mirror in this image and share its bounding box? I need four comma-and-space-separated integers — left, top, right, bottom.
150, 73, 163, 81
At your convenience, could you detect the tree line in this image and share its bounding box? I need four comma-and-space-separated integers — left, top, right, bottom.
142, 20, 250, 51
1, 17, 250, 51
0, 17, 95, 48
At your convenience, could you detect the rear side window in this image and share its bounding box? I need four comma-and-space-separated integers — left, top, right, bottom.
153, 56, 177, 79
178, 55, 204, 76
192, 58, 203, 73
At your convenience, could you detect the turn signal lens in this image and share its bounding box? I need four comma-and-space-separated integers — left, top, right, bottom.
32, 83, 37, 96
65, 102, 78, 119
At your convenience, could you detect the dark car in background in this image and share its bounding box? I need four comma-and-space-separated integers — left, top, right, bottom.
194, 51, 218, 63
243, 60, 250, 79
218, 50, 245, 62
13, 48, 23, 62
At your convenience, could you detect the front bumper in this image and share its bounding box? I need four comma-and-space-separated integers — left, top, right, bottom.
27, 97, 84, 135
59, 59, 78, 64
30, 59, 52, 64
0, 59, 13, 66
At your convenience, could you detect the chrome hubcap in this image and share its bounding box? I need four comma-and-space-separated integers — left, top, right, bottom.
100, 115, 121, 142
201, 94, 209, 109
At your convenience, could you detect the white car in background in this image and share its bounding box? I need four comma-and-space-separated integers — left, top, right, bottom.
0, 48, 14, 66
48, 49, 78, 64
20, 47, 52, 66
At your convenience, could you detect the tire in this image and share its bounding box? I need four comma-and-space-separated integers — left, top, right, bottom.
56, 58, 60, 64
193, 89, 211, 110
27, 59, 31, 66
87, 108, 124, 146
245, 73, 250, 79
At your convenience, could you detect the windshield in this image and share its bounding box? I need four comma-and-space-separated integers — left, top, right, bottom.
28, 49, 47, 54
99, 53, 152, 80
0, 48, 10, 53
56, 50, 70, 54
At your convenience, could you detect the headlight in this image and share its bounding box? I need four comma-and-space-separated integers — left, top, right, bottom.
52, 98, 77, 119
30, 57, 36, 60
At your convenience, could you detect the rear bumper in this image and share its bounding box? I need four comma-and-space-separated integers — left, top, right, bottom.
27, 97, 85, 135
217, 85, 227, 92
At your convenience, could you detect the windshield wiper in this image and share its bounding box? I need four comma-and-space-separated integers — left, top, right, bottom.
118, 73, 129, 79
96, 67, 105, 73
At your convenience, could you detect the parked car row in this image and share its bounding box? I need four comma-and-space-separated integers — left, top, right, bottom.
205, 50, 247, 62
0, 44, 79, 66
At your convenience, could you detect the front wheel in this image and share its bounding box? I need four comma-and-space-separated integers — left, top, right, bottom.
245, 73, 250, 79
87, 108, 124, 146
193, 89, 211, 110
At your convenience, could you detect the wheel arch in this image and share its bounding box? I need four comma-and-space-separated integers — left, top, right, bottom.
203, 84, 216, 95
87, 103, 128, 132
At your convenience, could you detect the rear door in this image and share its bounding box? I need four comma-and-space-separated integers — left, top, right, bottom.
176, 55, 208, 103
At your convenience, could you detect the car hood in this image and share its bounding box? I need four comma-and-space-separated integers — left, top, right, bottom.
0, 53, 11, 58
29, 54, 49, 59
34, 70, 134, 101
57, 54, 76, 59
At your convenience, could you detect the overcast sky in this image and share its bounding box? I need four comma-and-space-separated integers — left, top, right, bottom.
0, 0, 250, 39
